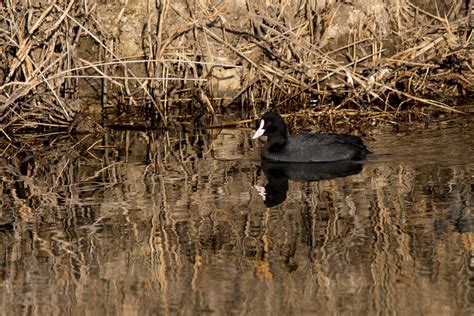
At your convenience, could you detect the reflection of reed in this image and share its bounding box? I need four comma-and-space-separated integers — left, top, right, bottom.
0, 126, 473, 314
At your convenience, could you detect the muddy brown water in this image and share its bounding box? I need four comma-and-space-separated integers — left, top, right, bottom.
0, 117, 473, 315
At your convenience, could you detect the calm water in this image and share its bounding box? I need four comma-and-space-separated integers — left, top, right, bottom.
1, 118, 473, 315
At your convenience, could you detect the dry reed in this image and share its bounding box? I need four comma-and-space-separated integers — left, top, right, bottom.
0, 0, 472, 135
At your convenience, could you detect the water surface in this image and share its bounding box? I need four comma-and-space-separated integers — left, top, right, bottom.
0, 118, 472, 315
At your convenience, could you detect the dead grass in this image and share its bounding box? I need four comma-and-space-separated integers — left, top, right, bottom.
0, 0, 472, 135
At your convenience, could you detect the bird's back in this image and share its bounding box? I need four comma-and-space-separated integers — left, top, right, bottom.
262, 133, 368, 162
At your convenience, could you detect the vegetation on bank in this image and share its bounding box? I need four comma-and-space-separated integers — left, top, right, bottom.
0, 0, 472, 135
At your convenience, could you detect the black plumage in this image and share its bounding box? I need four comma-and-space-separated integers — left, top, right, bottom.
253, 112, 369, 162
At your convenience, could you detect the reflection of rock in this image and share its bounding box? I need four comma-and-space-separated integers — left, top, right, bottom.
211, 129, 249, 160
258, 161, 363, 207
198, 219, 233, 252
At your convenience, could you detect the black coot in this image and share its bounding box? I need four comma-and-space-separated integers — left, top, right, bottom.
252, 112, 369, 162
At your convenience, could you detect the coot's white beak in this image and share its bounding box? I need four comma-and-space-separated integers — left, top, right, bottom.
252, 120, 265, 139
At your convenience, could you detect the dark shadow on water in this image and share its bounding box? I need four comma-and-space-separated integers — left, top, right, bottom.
257, 161, 363, 207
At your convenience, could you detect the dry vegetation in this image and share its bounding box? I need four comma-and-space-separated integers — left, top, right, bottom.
0, 0, 473, 134
0, 2, 472, 313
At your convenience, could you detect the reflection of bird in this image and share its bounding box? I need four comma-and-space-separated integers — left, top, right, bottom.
253, 112, 369, 162
256, 161, 363, 207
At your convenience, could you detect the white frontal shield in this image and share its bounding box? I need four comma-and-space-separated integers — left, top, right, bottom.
252, 120, 265, 139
